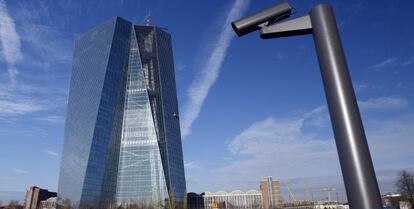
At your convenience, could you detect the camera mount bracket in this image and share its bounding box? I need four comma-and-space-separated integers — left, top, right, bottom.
261, 15, 312, 39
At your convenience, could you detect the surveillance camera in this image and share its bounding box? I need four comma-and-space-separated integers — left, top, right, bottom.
231, 2, 292, 37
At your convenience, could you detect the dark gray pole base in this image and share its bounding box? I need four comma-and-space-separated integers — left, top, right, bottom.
310, 4, 382, 209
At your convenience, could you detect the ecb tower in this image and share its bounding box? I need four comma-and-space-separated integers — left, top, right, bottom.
57, 17, 186, 208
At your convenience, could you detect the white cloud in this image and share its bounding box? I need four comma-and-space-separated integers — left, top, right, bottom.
203, 110, 340, 194
402, 57, 414, 66
176, 61, 186, 71
20, 23, 71, 64
355, 82, 370, 93
0, 0, 22, 86
184, 161, 203, 170
12, 168, 28, 174
44, 149, 59, 157
0, 1, 69, 122
208, 102, 414, 197
6, 67, 18, 86
303, 97, 409, 127
366, 119, 414, 160
0, 99, 44, 116
300, 97, 408, 117
181, 0, 250, 138
223, 110, 338, 182
370, 57, 399, 70
37, 115, 65, 123
0, 0, 22, 64
11, 0, 73, 67
359, 97, 409, 110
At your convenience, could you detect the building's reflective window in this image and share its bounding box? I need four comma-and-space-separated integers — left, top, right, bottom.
115, 28, 168, 207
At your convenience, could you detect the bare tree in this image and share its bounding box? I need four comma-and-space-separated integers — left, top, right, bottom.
105, 197, 116, 209
396, 170, 414, 208
6, 200, 23, 209
183, 192, 188, 209
62, 198, 72, 209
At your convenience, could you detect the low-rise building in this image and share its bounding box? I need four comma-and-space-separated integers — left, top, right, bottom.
39, 197, 56, 209
313, 201, 345, 209
187, 192, 205, 209
203, 190, 263, 209
382, 193, 412, 209
23, 186, 56, 209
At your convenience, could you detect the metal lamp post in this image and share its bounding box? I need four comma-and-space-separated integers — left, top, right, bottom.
232, 3, 382, 209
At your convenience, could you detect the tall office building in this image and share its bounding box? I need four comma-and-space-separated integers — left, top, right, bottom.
57, 17, 186, 208
260, 177, 282, 209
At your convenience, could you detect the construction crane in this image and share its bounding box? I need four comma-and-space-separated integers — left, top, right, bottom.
312, 187, 336, 202
284, 181, 297, 203
304, 184, 313, 202
323, 187, 336, 202
282, 182, 315, 209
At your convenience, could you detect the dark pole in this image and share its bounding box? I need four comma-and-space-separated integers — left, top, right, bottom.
232, 2, 383, 208
309, 5, 382, 208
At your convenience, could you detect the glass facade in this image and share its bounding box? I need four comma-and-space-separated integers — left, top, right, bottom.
57, 17, 186, 209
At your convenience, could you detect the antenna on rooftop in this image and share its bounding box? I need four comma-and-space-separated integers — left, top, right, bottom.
145, 10, 152, 26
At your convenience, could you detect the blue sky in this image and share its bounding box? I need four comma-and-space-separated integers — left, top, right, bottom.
1, 0, 414, 204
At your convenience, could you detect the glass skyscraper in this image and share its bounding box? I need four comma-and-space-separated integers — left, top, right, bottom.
57, 17, 186, 209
